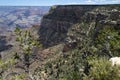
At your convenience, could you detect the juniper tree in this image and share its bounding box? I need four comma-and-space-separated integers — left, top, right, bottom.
14, 27, 41, 73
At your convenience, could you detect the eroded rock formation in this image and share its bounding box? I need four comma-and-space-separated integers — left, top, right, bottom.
39, 5, 120, 48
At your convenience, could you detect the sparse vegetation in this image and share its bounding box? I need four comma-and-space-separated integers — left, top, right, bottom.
0, 58, 16, 80
0, 5, 120, 80
14, 27, 42, 72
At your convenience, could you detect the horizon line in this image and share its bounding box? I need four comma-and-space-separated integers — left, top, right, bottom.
0, 3, 119, 6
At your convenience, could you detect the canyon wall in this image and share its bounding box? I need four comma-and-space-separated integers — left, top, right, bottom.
39, 5, 120, 47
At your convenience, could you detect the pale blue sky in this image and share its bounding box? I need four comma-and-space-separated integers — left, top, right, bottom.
0, 0, 120, 6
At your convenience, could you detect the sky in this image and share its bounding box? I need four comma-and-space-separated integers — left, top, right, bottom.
0, 0, 120, 6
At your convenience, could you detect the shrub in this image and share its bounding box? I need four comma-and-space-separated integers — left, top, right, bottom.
83, 57, 120, 80
14, 27, 42, 72
95, 26, 120, 56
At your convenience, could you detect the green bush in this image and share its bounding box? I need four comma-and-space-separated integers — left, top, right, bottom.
14, 27, 42, 72
95, 26, 120, 56
83, 57, 120, 80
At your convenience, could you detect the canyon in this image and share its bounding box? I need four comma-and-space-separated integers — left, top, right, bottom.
0, 5, 120, 80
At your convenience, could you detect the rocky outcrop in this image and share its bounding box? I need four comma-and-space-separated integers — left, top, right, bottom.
39, 5, 120, 48
39, 5, 97, 47
34, 5, 120, 80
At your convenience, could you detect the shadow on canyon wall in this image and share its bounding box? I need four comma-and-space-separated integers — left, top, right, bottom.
0, 36, 13, 52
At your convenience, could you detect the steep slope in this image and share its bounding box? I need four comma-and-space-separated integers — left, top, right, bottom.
1, 5, 120, 80
35, 5, 120, 80
39, 5, 96, 47
39, 5, 120, 48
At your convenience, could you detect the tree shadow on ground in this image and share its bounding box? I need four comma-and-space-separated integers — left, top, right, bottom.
0, 36, 13, 52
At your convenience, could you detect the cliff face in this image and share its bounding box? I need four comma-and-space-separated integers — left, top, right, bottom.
39, 5, 120, 48
35, 5, 120, 80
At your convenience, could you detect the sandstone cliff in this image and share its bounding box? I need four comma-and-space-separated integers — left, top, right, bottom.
39, 5, 120, 48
